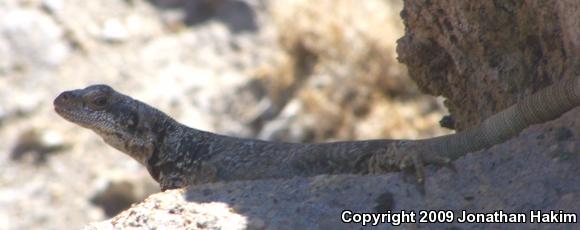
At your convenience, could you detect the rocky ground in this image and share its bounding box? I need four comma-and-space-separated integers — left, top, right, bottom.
0, 0, 450, 229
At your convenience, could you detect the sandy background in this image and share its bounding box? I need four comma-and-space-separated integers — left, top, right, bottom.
0, 0, 451, 228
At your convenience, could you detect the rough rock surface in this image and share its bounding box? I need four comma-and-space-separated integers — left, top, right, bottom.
397, 0, 580, 130
87, 107, 580, 229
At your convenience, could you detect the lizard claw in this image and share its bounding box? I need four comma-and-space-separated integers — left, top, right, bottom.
367, 140, 456, 193
389, 142, 426, 189
424, 152, 457, 173
383, 141, 456, 192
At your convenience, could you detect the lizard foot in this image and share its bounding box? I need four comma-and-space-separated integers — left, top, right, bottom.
368, 141, 456, 191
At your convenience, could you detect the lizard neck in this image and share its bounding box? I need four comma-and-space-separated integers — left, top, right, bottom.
145, 118, 221, 185
97, 101, 189, 167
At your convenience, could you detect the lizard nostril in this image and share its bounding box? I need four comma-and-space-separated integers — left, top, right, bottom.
62, 91, 77, 101
61, 93, 70, 100
60, 92, 71, 101
54, 91, 73, 107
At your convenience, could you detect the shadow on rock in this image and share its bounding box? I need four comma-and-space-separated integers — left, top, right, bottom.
182, 175, 404, 229
148, 0, 258, 33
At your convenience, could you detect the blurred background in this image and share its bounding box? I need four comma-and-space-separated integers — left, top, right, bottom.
0, 0, 451, 228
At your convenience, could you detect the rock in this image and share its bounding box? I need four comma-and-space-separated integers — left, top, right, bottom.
397, 0, 580, 131
86, 190, 247, 229
149, 0, 259, 33
91, 173, 160, 217
254, 0, 448, 142
91, 180, 141, 217
41, 0, 64, 14
0, 8, 70, 70
10, 128, 69, 164
100, 19, 129, 43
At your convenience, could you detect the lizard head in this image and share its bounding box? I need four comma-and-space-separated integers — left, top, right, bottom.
54, 84, 166, 165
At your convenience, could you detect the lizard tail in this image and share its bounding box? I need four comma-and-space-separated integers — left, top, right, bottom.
420, 77, 580, 161
298, 77, 578, 175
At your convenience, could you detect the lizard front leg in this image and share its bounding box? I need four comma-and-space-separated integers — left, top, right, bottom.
368, 141, 454, 188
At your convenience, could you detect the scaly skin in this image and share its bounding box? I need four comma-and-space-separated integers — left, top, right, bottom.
54, 78, 579, 190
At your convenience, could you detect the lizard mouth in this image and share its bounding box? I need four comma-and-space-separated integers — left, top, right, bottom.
53, 92, 94, 127
54, 94, 118, 132
54, 105, 109, 131
54, 105, 87, 125
54, 93, 76, 120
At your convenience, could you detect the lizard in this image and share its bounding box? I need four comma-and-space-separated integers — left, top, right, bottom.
54, 77, 580, 191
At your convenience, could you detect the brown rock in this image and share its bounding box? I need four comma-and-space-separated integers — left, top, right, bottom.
397, 0, 580, 130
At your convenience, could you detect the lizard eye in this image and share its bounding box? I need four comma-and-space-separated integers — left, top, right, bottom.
89, 95, 109, 109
